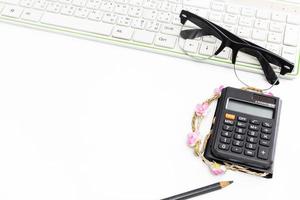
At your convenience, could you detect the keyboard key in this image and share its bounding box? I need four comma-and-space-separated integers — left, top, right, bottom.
260, 133, 271, 140
21, 8, 43, 22
2, 5, 23, 18
254, 19, 269, 30
268, 32, 283, 44
145, 21, 160, 32
272, 12, 287, 22
237, 116, 247, 122
46, 2, 61, 13
224, 119, 234, 125
256, 10, 271, 19
183, 39, 199, 53
235, 127, 246, 134
252, 29, 267, 41
231, 147, 242, 154
154, 33, 177, 49
41, 12, 113, 36
244, 149, 255, 157
131, 18, 146, 29
260, 140, 270, 147
249, 124, 259, 131
221, 131, 232, 138
133, 29, 155, 44
246, 143, 256, 150
261, 127, 271, 134
211, 1, 225, 11
161, 24, 181, 36
248, 130, 258, 137
287, 14, 300, 25
239, 16, 254, 27
199, 42, 215, 56
241, 7, 256, 17
219, 143, 229, 151
236, 122, 246, 128
266, 43, 282, 56
237, 27, 251, 38
224, 14, 239, 25
284, 25, 299, 47
117, 16, 132, 26
88, 10, 103, 21
234, 134, 245, 141
258, 147, 269, 160
220, 137, 231, 144
270, 22, 285, 33
233, 140, 244, 147
227, 5, 240, 14
282, 46, 297, 63
102, 13, 117, 24
112, 25, 134, 40
223, 125, 233, 131
247, 137, 258, 143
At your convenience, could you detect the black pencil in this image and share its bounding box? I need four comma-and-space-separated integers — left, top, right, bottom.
161, 181, 233, 200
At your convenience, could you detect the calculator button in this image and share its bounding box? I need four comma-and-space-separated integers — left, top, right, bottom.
236, 121, 247, 128
221, 131, 232, 138
225, 113, 236, 120
235, 127, 246, 134
246, 143, 256, 150
247, 130, 258, 137
219, 143, 229, 151
237, 116, 247, 122
247, 137, 258, 143
260, 133, 271, 140
223, 125, 233, 131
224, 119, 234, 125
262, 122, 272, 128
234, 134, 245, 141
244, 149, 255, 157
261, 127, 271, 134
220, 137, 231, 144
233, 140, 244, 147
249, 124, 259, 131
231, 147, 243, 154
258, 147, 269, 160
260, 140, 270, 147
250, 119, 260, 125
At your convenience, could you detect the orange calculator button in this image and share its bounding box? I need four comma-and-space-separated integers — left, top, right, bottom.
225, 113, 236, 120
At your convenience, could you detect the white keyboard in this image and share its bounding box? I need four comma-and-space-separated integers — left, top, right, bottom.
0, 0, 299, 78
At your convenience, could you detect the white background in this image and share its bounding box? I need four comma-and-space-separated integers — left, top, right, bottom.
0, 16, 300, 200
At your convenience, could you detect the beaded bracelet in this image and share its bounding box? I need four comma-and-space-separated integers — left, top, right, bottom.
187, 86, 273, 177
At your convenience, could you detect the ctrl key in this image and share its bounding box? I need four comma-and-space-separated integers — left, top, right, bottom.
218, 143, 229, 151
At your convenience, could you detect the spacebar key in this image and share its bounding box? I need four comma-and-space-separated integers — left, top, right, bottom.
41, 13, 113, 36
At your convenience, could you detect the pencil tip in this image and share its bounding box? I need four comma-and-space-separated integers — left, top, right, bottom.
219, 181, 234, 188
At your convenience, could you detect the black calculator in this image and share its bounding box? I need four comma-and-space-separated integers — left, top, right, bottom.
204, 87, 281, 177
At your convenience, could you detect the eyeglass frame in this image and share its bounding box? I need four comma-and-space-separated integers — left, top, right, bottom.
179, 10, 295, 85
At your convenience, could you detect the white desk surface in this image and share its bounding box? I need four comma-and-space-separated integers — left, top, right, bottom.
0, 21, 299, 200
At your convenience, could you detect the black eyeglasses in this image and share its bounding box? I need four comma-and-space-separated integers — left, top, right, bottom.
179, 10, 294, 86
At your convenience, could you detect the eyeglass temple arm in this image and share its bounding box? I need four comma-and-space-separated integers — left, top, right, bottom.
239, 48, 279, 85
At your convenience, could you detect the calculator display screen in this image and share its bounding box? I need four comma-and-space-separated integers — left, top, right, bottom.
227, 99, 274, 119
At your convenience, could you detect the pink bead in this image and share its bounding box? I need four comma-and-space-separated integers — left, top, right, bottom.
187, 132, 200, 147
214, 85, 224, 95
266, 92, 274, 96
195, 102, 209, 116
